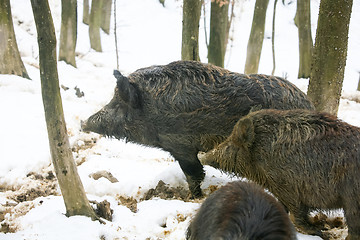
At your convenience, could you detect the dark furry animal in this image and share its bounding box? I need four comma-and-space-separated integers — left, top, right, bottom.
186, 181, 297, 240
81, 60, 314, 197
201, 109, 360, 239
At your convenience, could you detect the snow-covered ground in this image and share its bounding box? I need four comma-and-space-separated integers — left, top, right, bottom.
1, 0, 360, 239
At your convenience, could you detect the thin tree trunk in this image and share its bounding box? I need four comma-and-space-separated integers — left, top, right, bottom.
114, 0, 119, 70
181, 0, 202, 61
244, 0, 270, 74
307, 0, 353, 115
271, 0, 278, 75
208, 0, 229, 67
296, 0, 313, 79
0, 0, 30, 79
101, 0, 112, 35
30, 0, 98, 219
89, 0, 103, 52
59, 0, 77, 67
83, 0, 90, 25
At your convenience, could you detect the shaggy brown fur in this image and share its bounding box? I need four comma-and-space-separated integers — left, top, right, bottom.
201, 109, 360, 239
187, 181, 297, 240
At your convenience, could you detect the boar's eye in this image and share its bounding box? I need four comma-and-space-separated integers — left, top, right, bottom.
115, 105, 133, 122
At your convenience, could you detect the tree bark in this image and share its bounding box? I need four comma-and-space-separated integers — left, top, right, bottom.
181, 0, 202, 61
59, 0, 77, 67
244, 0, 269, 74
296, 0, 313, 79
30, 0, 98, 219
89, 0, 103, 52
83, 0, 90, 25
0, 0, 30, 79
101, 0, 112, 35
307, 0, 353, 116
208, 0, 229, 67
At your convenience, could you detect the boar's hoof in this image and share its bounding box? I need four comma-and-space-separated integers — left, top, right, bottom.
186, 176, 204, 199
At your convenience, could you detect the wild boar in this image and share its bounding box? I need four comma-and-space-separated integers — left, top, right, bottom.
81, 60, 314, 197
186, 181, 297, 240
201, 109, 360, 239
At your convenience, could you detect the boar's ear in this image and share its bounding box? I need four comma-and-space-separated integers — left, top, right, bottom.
231, 118, 254, 145
114, 70, 141, 108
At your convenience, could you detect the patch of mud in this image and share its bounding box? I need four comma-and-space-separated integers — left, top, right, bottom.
0, 171, 59, 233
310, 212, 347, 240
293, 212, 348, 240
143, 180, 192, 202
90, 200, 113, 221
116, 195, 138, 213
71, 134, 100, 166
89, 171, 119, 183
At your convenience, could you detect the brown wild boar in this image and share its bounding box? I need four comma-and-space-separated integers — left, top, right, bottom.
201, 109, 360, 239
186, 181, 297, 240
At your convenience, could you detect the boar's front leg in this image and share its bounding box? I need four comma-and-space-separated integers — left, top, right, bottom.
164, 143, 205, 198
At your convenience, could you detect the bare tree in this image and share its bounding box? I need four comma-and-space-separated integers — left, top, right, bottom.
208, 0, 229, 67
30, 0, 98, 219
89, 0, 103, 52
244, 0, 270, 74
0, 0, 30, 79
101, 0, 112, 35
181, 0, 202, 61
83, 0, 90, 25
59, 0, 77, 67
307, 0, 353, 115
295, 0, 313, 78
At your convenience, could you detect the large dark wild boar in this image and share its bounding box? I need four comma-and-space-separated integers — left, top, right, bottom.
201, 109, 360, 239
81, 60, 314, 197
186, 181, 297, 240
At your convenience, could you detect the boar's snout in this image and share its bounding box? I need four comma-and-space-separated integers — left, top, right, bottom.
80, 120, 90, 132
199, 149, 220, 168
81, 109, 110, 134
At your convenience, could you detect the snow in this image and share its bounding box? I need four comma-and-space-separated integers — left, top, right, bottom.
1, 0, 359, 239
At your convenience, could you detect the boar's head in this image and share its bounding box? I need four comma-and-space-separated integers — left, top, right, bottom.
81, 70, 156, 143
200, 118, 255, 175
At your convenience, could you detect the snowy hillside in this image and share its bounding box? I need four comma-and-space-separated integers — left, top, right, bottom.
1, 0, 360, 239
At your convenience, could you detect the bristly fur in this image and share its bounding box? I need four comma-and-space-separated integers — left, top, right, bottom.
82, 60, 314, 197
201, 109, 360, 239
186, 181, 297, 240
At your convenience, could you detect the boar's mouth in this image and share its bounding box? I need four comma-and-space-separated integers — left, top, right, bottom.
200, 143, 239, 174
81, 109, 117, 137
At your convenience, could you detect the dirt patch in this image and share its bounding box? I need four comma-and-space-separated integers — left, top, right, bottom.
90, 200, 113, 221
117, 195, 138, 213
292, 212, 347, 240
0, 170, 59, 233
8, 171, 59, 203
142, 180, 192, 202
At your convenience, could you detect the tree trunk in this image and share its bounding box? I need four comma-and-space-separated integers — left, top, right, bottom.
296, 0, 313, 79
244, 0, 269, 74
181, 0, 202, 61
30, 0, 98, 219
208, 0, 229, 67
307, 0, 353, 116
101, 0, 112, 35
59, 0, 77, 67
0, 0, 30, 79
83, 0, 90, 25
271, 0, 278, 75
89, 0, 103, 52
